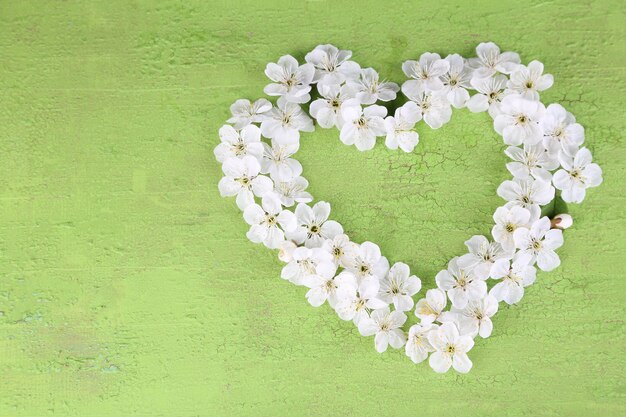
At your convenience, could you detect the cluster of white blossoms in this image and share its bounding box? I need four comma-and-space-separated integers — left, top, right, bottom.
215, 42, 603, 373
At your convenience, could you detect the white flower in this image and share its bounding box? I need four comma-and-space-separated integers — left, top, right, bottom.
243, 193, 297, 249
344, 241, 390, 287
321, 234, 358, 267
401, 52, 450, 92
278, 240, 297, 263
263, 55, 314, 103
274, 176, 313, 207
491, 205, 534, 251
494, 94, 546, 146
449, 295, 499, 338
504, 143, 559, 183
384, 101, 421, 152
414, 288, 447, 324
540, 103, 585, 157
226, 98, 272, 129
405, 323, 436, 364
286, 201, 343, 248
440, 54, 472, 108
339, 100, 387, 151
260, 141, 302, 182
218, 156, 273, 210
346, 67, 400, 104
303, 262, 351, 308
305, 44, 361, 84
490, 254, 537, 305
427, 322, 474, 373
379, 262, 422, 311
260, 97, 314, 145
281, 247, 334, 285
513, 216, 564, 271
435, 257, 487, 309
468, 41, 521, 80
466, 74, 510, 117
402, 83, 452, 129
309, 82, 354, 128
458, 235, 513, 280
552, 213, 573, 229
334, 271, 387, 324
214, 124, 264, 163
358, 306, 407, 353
506, 61, 554, 100
497, 177, 555, 219
553, 147, 603, 203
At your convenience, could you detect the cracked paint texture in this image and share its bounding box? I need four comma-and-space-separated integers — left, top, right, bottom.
0, 1, 625, 416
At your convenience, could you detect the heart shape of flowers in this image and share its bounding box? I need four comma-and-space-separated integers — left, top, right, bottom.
214, 43, 603, 373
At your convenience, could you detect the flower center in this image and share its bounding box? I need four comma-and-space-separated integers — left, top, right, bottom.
266, 215, 277, 226
309, 224, 320, 234
525, 81, 534, 89
356, 117, 367, 127
505, 223, 516, 233
532, 240, 542, 250
234, 142, 246, 155
517, 115, 528, 124
332, 247, 342, 257
359, 264, 370, 274
236, 176, 251, 187
330, 99, 340, 108
446, 344, 456, 354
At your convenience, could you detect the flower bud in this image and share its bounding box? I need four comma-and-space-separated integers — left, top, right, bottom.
278, 240, 297, 263
551, 213, 573, 230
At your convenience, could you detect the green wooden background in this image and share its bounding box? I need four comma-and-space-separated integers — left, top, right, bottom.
1, 1, 625, 416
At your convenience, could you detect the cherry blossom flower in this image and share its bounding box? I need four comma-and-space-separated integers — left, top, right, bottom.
287, 201, 343, 248
346, 67, 400, 104
321, 234, 358, 267
415, 288, 447, 324
427, 322, 474, 373
260, 97, 314, 145
344, 241, 390, 287
274, 176, 313, 207
379, 262, 422, 311
280, 247, 334, 285
309, 82, 355, 128
339, 100, 387, 151
334, 271, 387, 324
491, 205, 534, 251
226, 98, 272, 129
506, 61, 554, 101
260, 141, 302, 182
553, 147, 603, 203
358, 306, 407, 353
513, 216, 564, 271
214, 124, 264, 163
540, 103, 585, 157
263, 55, 314, 103
466, 74, 510, 117
401, 52, 450, 92
305, 44, 361, 84
440, 54, 472, 108
494, 94, 546, 146
458, 235, 513, 280
497, 177, 555, 219
243, 193, 297, 249
448, 294, 499, 338
402, 83, 452, 129
436, 257, 487, 309
405, 323, 436, 364
468, 41, 521, 80
384, 101, 421, 152
218, 156, 273, 210
303, 262, 351, 308
490, 254, 537, 305
504, 143, 559, 183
